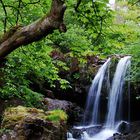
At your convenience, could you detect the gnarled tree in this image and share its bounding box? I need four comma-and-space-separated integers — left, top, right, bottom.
0, 0, 66, 59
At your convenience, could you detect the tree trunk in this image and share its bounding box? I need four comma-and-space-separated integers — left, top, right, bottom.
0, 0, 66, 59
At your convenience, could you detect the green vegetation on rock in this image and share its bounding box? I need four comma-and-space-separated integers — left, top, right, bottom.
2, 106, 67, 129
0, 106, 67, 140
45, 110, 68, 122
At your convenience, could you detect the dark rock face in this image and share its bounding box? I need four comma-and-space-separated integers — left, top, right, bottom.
43, 98, 84, 125
1, 119, 66, 140
44, 98, 74, 111
117, 121, 130, 134
107, 122, 140, 140
125, 122, 140, 140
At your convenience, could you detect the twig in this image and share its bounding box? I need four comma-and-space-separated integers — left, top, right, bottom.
16, 0, 22, 24
75, 0, 82, 12
0, 0, 7, 32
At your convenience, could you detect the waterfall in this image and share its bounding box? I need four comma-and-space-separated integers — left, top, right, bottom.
67, 56, 131, 140
105, 56, 131, 129
83, 58, 111, 125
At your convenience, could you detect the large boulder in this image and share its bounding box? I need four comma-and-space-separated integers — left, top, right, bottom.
125, 122, 140, 140
43, 98, 84, 125
0, 106, 67, 140
107, 122, 140, 140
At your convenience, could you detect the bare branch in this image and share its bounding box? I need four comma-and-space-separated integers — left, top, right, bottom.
75, 0, 82, 12
16, 0, 22, 24
22, 0, 41, 7
5, 5, 23, 23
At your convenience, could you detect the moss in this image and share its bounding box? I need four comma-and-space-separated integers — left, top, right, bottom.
45, 110, 67, 123
1, 106, 67, 129
0, 128, 11, 135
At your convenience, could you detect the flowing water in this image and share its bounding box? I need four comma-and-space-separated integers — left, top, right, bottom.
83, 58, 111, 125
67, 56, 131, 140
105, 56, 131, 129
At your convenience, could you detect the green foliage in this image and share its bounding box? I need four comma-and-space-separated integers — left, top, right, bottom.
48, 25, 93, 58
119, 44, 140, 83
48, 0, 114, 59
0, 0, 139, 103
20, 86, 44, 107
110, 1, 140, 83
0, 0, 51, 32
0, 40, 70, 102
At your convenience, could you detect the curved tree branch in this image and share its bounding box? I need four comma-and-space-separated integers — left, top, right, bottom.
23, 0, 40, 6
0, 0, 67, 59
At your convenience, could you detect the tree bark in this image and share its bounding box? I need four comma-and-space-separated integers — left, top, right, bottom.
0, 0, 67, 59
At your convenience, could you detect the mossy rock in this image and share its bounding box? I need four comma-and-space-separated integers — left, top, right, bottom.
45, 110, 67, 122
1, 106, 67, 140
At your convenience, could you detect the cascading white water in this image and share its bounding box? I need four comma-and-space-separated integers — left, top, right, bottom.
105, 56, 131, 129
67, 56, 131, 140
83, 58, 111, 125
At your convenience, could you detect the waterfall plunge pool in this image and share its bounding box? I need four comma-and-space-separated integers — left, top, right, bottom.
67, 121, 130, 140
67, 126, 116, 140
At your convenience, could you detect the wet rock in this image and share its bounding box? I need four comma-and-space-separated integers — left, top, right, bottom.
107, 122, 140, 140
117, 121, 130, 134
72, 129, 82, 139
125, 121, 140, 140
85, 125, 102, 136
69, 125, 102, 139
0, 106, 67, 140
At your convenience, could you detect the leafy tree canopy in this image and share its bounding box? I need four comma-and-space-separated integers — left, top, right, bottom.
0, 0, 139, 105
